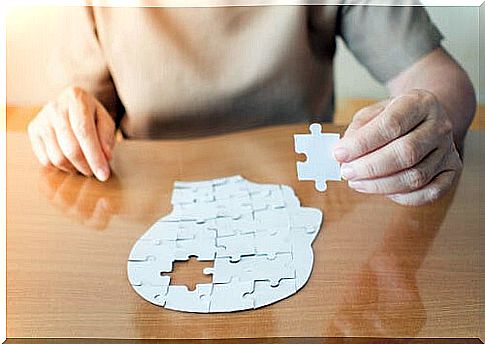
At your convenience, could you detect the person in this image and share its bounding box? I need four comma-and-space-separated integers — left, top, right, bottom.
27, 4, 476, 206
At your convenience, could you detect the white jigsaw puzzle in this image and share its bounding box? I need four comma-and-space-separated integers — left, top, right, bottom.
127, 176, 323, 313
294, 123, 341, 192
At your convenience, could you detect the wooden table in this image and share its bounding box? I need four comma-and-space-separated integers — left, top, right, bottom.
6, 118, 484, 342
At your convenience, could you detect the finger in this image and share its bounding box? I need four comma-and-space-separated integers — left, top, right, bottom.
334, 93, 432, 163
336, 103, 387, 161
340, 119, 443, 180
94, 99, 116, 161
45, 102, 94, 177
68, 91, 110, 181
347, 147, 448, 194
39, 126, 77, 173
386, 170, 457, 206
28, 126, 50, 167
343, 101, 388, 138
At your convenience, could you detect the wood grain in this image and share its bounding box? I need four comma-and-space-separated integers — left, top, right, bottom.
6, 116, 483, 340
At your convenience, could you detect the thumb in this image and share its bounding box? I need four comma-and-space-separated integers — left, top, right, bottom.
95, 100, 116, 161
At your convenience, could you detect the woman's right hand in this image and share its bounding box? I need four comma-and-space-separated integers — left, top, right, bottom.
28, 87, 116, 181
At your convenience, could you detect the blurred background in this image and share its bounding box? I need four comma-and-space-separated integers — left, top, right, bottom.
5, 5, 484, 128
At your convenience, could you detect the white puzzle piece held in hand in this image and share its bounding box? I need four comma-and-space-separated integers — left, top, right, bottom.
294, 123, 341, 191
127, 176, 323, 313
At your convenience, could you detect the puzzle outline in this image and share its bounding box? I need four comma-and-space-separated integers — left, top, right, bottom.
127, 175, 323, 313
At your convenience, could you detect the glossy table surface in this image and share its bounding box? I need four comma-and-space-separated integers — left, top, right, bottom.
6, 122, 484, 341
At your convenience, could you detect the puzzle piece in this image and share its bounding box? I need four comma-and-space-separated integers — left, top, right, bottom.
254, 207, 291, 228
209, 279, 255, 312
172, 185, 215, 205
176, 220, 217, 240
128, 239, 177, 263
174, 176, 233, 189
173, 175, 248, 205
249, 184, 300, 210
289, 207, 323, 236
213, 179, 250, 201
164, 283, 213, 313
131, 283, 170, 306
294, 123, 341, 192
290, 225, 319, 289
174, 235, 218, 261
207, 217, 239, 237
254, 230, 292, 259
215, 232, 256, 262
166, 197, 254, 223
229, 217, 273, 236
203, 253, 295, 286
251, 279, 297, 308
140, 220, 217, 241
127, 260, 172, 286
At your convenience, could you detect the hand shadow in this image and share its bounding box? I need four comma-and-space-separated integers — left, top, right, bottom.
38, 167, 122, 230
325, 188, 457, 337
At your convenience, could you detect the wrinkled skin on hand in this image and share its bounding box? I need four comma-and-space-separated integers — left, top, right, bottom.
333, 89, 463, 206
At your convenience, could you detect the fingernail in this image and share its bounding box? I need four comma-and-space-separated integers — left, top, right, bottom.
341, 165, 356, 180
96, 166, 110, 182
333, 147, 349, 162
348, 180, 365, 192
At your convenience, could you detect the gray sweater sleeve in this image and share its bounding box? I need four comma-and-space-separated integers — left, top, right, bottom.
338, 3, 444, 83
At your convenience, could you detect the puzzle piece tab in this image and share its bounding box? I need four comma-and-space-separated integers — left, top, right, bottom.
210, 279, 255, 312
252, 278, 297, 308
215, 233, 256, 262
131, 283, 170, 306
127, 260, 172, 286
294, 123, 341, 192
164, 283, 213, 313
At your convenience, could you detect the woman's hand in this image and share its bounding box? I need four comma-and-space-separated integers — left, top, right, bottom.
28, 87, 115, 181
333, 89, 462, 206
